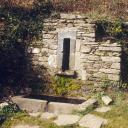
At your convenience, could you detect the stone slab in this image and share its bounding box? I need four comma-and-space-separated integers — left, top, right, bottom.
78, 114, 108, 128
12, 96, 47, 112
78, 98, 97, 111
95, 107, 111, 113
54, 114, 80, 126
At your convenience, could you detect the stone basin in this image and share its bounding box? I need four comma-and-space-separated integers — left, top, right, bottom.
12, 95, 86, 114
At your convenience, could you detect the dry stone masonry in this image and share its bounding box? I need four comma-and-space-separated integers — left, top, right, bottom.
28, 13, 121, 84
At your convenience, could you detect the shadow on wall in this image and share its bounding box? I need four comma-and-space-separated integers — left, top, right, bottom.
95, 21, 128, 83
0, 1, 53, 98
121, 41, 128, 83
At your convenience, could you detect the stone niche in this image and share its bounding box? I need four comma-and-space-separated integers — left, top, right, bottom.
30, 13, 121, 83
57, 28, 76, 75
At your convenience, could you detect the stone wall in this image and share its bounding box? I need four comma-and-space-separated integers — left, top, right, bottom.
28, 13, 121, 84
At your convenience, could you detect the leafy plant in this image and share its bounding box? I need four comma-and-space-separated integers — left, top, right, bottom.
51, 76, 82, 96
0, 103, 21, 117
118, 83, 128, 90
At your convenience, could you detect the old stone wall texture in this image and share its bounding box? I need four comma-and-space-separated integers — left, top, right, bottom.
28, 13, 121, 83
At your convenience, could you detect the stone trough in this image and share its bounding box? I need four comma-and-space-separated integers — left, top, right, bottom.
12, 95, 97, 114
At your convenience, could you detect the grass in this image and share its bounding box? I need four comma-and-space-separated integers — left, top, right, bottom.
91, 90, 128, 128
92, 102, 128, 128
1, 112, 60, 128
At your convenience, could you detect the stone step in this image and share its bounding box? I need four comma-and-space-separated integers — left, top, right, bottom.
78, 114, 108, 128
54, 114, 80, 126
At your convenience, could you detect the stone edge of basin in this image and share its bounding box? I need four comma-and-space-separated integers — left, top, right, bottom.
12, 95, 96, 114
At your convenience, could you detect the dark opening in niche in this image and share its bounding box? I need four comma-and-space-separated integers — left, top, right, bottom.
62, 38, 70, 71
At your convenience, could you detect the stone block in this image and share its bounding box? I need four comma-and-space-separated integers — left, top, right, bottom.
101, 57, 121, 63
111, 63, 120, 70
48, 102, 77, 114
102, 96, 113, 105
81, 46, 91, 53
99, 69, 120, 74
80, 54, 99, 61
54, 115, 80, 126
32, 48, 40, 54
12, 96, 47, 112
99, 46, 121, 52
84, 33, 95, 38
60, 14, 76, 19
48, 55, 57, 68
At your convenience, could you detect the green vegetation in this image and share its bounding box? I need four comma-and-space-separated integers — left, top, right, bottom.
93, 102, 128, 128
1, 112, 59, 128
51, 76, 82, 96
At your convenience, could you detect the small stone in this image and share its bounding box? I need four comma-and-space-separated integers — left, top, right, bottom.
95, 107, 111, 113
60, 14, 76, 19
29, 112, 41, 117
0, 102, 9, 109
32, 48, 40, 54
102, 96, 113, 105
78, 98, 97, 111
48, 55, 57, 68
40, 112, 57, 120
54, 114, 80, 126
78, 114, 108, 128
